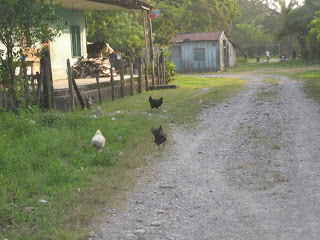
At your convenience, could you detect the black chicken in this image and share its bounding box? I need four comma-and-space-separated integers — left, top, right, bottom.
149, 96, 163, 110
151, 126, 167, 148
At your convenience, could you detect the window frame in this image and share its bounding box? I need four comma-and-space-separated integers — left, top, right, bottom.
194, 48, 205, 61
71, 25, 81, 57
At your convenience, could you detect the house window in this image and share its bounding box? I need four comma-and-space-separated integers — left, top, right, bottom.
71, 26, 81, 57
194, 48, 205, 61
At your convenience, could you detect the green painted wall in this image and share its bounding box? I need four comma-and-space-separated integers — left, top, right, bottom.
50, 8, 87, 81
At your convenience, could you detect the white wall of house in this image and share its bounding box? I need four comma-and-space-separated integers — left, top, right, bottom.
49, 8, 87, 81
0, 8, 87, 81
229, 41, 236, 67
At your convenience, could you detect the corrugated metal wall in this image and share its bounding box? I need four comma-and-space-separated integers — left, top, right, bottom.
170, 33, 237, 73
180, 41, 219, 73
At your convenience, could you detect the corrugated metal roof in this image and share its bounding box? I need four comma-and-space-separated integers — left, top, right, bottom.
171, 31, 224, 43
57, 0, 153, 11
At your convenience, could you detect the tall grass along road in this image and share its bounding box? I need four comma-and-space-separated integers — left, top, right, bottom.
97, 68, 320, 238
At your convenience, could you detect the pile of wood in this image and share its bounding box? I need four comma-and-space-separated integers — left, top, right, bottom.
72, 57, 117, 79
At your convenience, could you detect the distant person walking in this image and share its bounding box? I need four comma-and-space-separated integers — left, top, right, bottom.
244, 51, 248, 61
265, 50, 270, 62
292, 49, 297, 60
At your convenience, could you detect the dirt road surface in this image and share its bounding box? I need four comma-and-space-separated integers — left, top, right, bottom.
94, 74, 320, 240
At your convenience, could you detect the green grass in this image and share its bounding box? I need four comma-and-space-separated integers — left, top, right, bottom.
0, 75, 244, 239
228, 60, 319, 75
291, 70, 320, 103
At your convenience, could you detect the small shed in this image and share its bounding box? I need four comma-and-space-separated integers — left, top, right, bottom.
170, 31, 236, 73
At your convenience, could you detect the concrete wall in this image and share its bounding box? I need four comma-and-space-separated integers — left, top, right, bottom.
49, 8, 87, 81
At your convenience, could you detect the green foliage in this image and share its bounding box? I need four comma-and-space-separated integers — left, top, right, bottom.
308, 11, 320, 42
292, 70, 320, 103
237, 57, 248, 63
276, 0, 320, 59
0, 0, 61, 109
151, 0, 241, 45
87, 11, 144, 59
233, 20, 273, 57
154, 48, 176, 83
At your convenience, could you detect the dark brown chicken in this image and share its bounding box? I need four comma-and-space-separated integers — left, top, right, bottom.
85, 97, 93, 109
149, 96, 163, 110
151, 125, 167, 148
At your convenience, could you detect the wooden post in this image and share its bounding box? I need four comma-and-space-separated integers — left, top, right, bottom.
35, 65, 44, 107
162, 50, 166, 85
157, 52, 161, 85
42, 57, 50, 109
129, 59, 134, 95
72, 77, 85, 109
95, 74, 102, 104
30, 66, 36, 99
2, 81, 7, 109
110, 63, 115, 101
120, 60, 125, 98
22, 58, 29, 101
46, 51, 55, 108
138, 57, 142, 94
67, 59, 75, 111
142, 10, 149, 91
147, 10, 155, 89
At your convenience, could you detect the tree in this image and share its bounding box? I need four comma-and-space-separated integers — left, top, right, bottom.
276, 0, 320, 58
308, 11, 320, 42
305, 11, 320, 59
232, 20, 273, 57
87, 10, 144, 60
150, 0, 241, 45
0, 0, 61, 110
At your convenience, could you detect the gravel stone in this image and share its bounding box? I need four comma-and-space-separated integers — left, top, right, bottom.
96, 74, 320, 239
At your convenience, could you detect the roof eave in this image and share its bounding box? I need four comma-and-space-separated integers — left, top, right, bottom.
56, 0, 153, 11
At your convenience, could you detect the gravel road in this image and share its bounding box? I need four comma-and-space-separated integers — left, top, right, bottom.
94, 74, 320, 240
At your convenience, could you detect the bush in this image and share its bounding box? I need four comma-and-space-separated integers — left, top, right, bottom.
237, 57, 248, 63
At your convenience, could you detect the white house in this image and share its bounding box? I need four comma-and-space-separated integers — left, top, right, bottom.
0, 0, 153, 81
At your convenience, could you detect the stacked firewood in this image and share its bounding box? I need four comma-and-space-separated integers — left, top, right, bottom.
72, 57, 117, 78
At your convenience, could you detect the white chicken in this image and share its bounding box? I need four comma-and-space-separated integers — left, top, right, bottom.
91, 126, 106, 151
94, 106, 102, 118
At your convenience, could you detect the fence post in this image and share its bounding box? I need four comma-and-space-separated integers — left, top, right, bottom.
95, 74, 102, 104
110, 63, 115, 101
72, 77, 85, 109
2, 81, 7, 109
42, 56, 52, 109
142, 10, 149, 92
34, 66, 43, 107
138, 57, 142, 94
147, 10, 155, 89
67, 59, 75, 111
130, 59, 134, 95
22, 58, 29, 101
162, 50, 166, 85
157, 52, 161, 85
120, 60, 125, 98
144, 58, 149, 91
